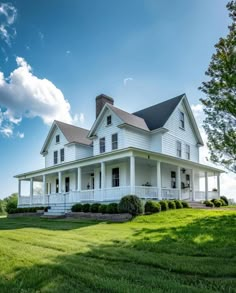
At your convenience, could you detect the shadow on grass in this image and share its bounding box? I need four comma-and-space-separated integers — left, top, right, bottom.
0, 213, 236, 292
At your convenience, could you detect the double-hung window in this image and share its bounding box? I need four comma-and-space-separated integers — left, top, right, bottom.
186, 144, 190, 160
112, 133, 118, 150
112, 168, 119, 187
179, 111, 185, 129
107, 115, 112, 126
100, 137, 105, 153
56, 134, 60, 143
60, 148, 64, 162
54, 151, 58, 164
176, 141, 182, 158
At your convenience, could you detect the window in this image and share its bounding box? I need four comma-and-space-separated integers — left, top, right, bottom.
54, 151, 58, 164
60, 148, 65, 162
100, 137, 105, 153
176, 141, 182, 158
179, 111, 185, 129
186, 144, 190, 160
56, 134, 60, 143
56, 179, 59, 193
65, 177, 70, 192
171, 171, 176, 188
112, 168, 119, 187
112, 133, 118, 150
107, 115, 112, 125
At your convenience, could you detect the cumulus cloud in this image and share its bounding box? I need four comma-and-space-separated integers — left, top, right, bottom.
73, 113, 85, 125
123, 77, 133, 86
0, 3, 17, 45
17, 131, 24, 138
191, 103, 236, 200
0, 56, 79, 137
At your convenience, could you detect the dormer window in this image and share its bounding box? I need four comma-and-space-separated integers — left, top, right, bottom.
107, 115, 112, 126
56, 135, 60, 143
179, 111, 185, 129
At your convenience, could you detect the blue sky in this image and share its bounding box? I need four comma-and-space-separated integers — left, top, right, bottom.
0, 0, 235, 199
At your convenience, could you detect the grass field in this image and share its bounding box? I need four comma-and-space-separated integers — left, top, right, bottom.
0, 209, 236, 292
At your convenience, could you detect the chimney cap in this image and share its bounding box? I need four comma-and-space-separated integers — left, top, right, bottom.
96, 94, 114, 102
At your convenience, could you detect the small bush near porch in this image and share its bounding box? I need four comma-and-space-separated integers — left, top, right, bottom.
0, 209, 235, 292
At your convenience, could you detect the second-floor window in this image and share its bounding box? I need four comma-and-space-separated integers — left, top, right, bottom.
60, 148, 64, 162
107, 115, 112, 126
186, 144, 190, 160
179, 111, 185, 129
100, 137, 105, 153
112, 133, 118, 150
56, 134, 60, 143
54, 151, 58, 164
177, 141, 182, 158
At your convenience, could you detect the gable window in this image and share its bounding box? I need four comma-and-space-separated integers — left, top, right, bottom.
186, 144, 190, 160
176, 141, 182, 158
107, 115, 112, 126
171, 171, 176, 188
179, 111, 185, 129
56, 134, 60, 143
54, 151, 58, 164
112, 133, 118, 150
112, 168, 119, 187
60, 148, 65, 162
100, 137, 105, 153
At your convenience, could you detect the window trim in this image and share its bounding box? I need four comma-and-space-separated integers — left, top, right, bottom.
60, 148, 65, 162
176, 141, 182, 158
56, 134, 60, 143
179, 111, 185, 130
185, 144, 190, 160
112, 167, 120, 187
112, 133, 118, 150
106, 115, 112, 126
99, 137, 106, 153
54, 150, 58, 164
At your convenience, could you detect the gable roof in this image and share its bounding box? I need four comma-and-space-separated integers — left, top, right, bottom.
40, 121, 91, 154
133, 94, 185, 130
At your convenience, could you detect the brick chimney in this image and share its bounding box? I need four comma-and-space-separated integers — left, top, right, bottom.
96, 94, 114, 118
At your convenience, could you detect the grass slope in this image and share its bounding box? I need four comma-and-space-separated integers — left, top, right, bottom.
0, 209, 236, 292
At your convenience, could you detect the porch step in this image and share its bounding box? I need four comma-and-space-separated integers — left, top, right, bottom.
41, 211, 66, 219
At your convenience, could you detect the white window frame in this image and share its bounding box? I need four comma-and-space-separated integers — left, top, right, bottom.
107, 115, 112, 126
112, 133, 118, 150
176, 141, 182, 158
179, 111, 185, 129
54, 150, 58, 164
186, 144, 190, 160
99, 137, 106, 153
60, 148, 65, 162
56, 134, 60, 143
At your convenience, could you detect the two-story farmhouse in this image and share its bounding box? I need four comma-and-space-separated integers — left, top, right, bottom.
15, 94, 223, 211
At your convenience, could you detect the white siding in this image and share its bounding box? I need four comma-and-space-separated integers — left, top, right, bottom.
150, 132, 162, 152
75, 145, 93, 159
123, 128, 150, 150
162, 101, 200, 162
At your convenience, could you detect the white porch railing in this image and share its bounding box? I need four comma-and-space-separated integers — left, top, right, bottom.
208, 191, 219, 199
135, 186, 160, 199
161, 188, 180, 200
18, 196, 30, 206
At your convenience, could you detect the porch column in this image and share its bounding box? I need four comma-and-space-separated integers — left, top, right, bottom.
43, 175, 46, 205
77, 167, 81, 191
101, 162, 106, 189
18, 179, 21, 206
156, 161, 162, 199
130, 155, 135, 194
191, 169, 195, 201
177, 166, 181, 200
205, 172, 208, 200
217, 173, 220, 198
58, 171, 62, 193
30, 178, 33, 206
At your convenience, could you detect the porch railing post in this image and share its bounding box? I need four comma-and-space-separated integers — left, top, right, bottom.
191, 169, 195, 201
43, 175, 46, 205
177, 166, 181, 200
101, 162, 106, 201
130, 155, 135, 194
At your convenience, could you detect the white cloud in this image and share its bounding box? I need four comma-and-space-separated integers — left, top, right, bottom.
66, 50, 71, 54
0, 3, 17, 45
0, 56, 79, 136
0, 126, 13, 137
73, 113, 85, 125
17, 132, 24, 139
123, 77, 133, 86
191, 103, 236, 200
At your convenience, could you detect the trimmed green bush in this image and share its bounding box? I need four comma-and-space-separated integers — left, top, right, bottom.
7, 206, 46, 214
71, 203, 83, 212
219, 199, 226, 206
90, 203, 101, 213
159, 200, 169, 211
168, 200, 176, 209
174, 200, 183, 209
6, 197, 18, 214
98, 204, 107, 214
204, 200, 214, 207
181, 201, 190, 208
213, 200, 222, 207
118, 195, 143, 216
106, 203, 118, 214
82, 203, 91, 213
220, 196, 229, 206
144, 201, 161, 214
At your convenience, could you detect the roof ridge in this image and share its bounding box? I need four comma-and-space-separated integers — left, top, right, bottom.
54, 120, 89, 132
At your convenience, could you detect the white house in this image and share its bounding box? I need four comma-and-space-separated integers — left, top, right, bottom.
15, 94, 223, 211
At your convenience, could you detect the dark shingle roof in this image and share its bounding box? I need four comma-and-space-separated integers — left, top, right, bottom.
55, 120, 91, 146
133, 94, 185, 130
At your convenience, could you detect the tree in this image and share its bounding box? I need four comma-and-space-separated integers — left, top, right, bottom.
199, 1, 236, 173
5, 193, 18, 213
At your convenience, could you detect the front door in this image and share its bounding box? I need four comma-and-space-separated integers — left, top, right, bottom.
65, 177, 70, 193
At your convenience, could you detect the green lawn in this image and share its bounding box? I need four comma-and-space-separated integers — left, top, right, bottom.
0, 209, 236, 292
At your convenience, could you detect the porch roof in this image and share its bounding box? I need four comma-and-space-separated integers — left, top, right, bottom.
14, 147, 224, 179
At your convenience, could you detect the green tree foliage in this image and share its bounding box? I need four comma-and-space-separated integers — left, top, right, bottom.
5, 193, 18, 213
199, 1, 236, 172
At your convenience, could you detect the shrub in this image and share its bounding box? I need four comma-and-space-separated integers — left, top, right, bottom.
106, 203, 118, 214
71, 203, 83, 212
118, 195, 143, 216
168, 200, 176, 209
220, 196, 229, 206
82, 203, 91, 213
211, 198, 217, 205
98, 204, 107, 214
159, 200, 169, 211
181, 201, 190, 208
219, 199, 226, 206
90, 203, 101, 213
174, 200, 183, 209
144, 201, 161, 214
213, 200, 222, 207
205, 200, 214, 207
5, 195, 18, 213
